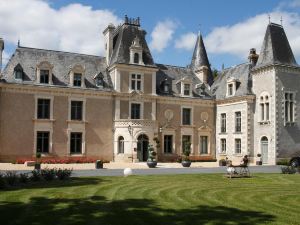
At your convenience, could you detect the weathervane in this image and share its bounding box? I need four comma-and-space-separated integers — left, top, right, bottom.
268, 14, 271, 24
280, 16, 283, 25
198, 23, 202, 35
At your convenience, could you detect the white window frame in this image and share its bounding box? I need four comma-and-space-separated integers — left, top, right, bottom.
259, 93, 271, 123
284, 91, 296, 125
199, 134, 210, 155
68, 97, 86, 122
36, 61, 53, 85
235, 138, 241, 154
33, 129, 53, 155
181, 82, 192, 97
130, 72, 144, 92
235, 111, 242, 133
35, 95, 54, 120
220, 113, 226, 133
70, 64, 85, 88
220, 138, 226, 153
67, 129, 86, 156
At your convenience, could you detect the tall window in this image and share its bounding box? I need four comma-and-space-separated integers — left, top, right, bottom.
183, 84, 191, 96
228, 83, 233, 96
182, 108, 191, 125
15, 68, 23, 80
70, 132, 82, 154
40, 69, 49, 84
200, 136, 208, 154
260, 95, 270, 122
71, 101, 83, 120
73, 73, 82, 87
182, 135, 191, 153
285, 92, 295, 123
221, 113, 226, 133
221, 139, 226, 153
235, 111, 241, 132
36, 131, 49, 153
134, 53, 139, 64
118, 136, 124, 154
131, 103, 141, 119
164, 135, 173, 154
235, 139, 241, 154
37, 99, 50, 119
131, 74, 142, 91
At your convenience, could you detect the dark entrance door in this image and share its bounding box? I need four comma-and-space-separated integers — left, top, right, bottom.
137, 134, 149, 162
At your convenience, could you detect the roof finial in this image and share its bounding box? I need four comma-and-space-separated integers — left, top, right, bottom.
268, 14, 271, 24
280, 16, 283, 26
198, 23, 201, 36
17, 38, 20, 47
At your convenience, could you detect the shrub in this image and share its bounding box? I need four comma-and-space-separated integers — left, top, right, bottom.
5, 171, 18, 186
31, 170, 41, 181
55, 169, 72, 180
41, 168, 56, 181
0, 173, 6, 189
277, 159, 290, 166
281, 166, 297, 174
19, 173, 29, 183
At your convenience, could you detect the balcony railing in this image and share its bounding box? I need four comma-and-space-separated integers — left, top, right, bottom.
114, 119, 156, 128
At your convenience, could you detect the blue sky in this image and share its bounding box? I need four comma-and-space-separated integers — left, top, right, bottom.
1, 0, 300, 70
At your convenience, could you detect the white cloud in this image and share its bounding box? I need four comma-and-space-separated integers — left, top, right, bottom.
0, 0, 121, 55
150, 19, 177, 52
175, 32, 197, 50
204, 11, 300, 59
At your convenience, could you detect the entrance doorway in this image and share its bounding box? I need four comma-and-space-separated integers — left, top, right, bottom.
261, 136, 268, 164
137, 134, 149, 162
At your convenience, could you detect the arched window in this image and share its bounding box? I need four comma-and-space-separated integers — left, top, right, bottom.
118, 136, 124, 154
134, 53, 139, 64
260, 94, 270, 122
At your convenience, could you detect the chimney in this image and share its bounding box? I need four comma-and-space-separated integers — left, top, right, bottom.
248, 48, 259, 66
103, 23, 115, 66
0, 38, 4, 72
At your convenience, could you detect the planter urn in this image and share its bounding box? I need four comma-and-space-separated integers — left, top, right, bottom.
147, 161, 157, 168
181, 161, 191, 167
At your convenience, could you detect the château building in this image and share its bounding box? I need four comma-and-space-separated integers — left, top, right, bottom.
0, 16, 299, 165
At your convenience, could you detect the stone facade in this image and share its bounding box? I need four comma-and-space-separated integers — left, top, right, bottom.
0, 18, 299, 165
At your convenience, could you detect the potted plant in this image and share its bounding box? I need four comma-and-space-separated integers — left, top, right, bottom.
256, 154, 262, 165
219, 157, 227, 166
35, 152, 42, 170
181, 141, 191, 167
147, 144, 157, 168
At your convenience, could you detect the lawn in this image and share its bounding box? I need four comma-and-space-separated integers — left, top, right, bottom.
0, 174, 299, 225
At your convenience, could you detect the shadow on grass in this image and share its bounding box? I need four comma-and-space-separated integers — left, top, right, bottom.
2, 177, 106, 191
0, 195, 275, 225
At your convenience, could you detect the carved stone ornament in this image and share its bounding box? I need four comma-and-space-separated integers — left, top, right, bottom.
164, 109, 174, 121
201, 112, 209, 121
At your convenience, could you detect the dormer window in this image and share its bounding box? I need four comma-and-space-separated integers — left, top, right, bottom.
73, 73, 82, 87
36, 61, 53, 85
228, 83, 233, 96
134, 53, 139, 64
164, 83, 169, 93
14, 64, 23, 80
94, 72, 104, 88
130, 36, 144, 65
70, 64, 84, 88
184, 84, 191, 96
226, 77, 238, 97
40, 70, 49, 84
161, 78, 170, 93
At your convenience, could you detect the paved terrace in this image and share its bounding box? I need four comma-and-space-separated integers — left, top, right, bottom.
0, 162, 281, 176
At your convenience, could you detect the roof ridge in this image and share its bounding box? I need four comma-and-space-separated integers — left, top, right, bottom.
156, 63, 189, 69
18, 46, 104, 58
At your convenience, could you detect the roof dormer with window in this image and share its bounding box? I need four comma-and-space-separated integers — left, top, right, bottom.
36, 61, 53, 85
69, 64, 85, 88
177, 76, 193, 97
129, 36, 144, 65
226, 77, 239, 97
14, 64, 24, 81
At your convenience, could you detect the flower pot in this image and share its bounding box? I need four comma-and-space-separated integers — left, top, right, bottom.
147, 161, 157, 168
34, 163, 41, 170
181, 161, 191, 167
256, 161, 262, 165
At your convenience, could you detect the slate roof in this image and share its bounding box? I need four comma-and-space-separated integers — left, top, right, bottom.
211, 63, 252, 100
109, 23, 155, 66
190, 34, 214, 85
156, 64, 212, 98
256, 23, 297, 68
2, 46, 112, 90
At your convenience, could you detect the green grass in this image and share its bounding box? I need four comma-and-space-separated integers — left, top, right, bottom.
0, 174, 300, 225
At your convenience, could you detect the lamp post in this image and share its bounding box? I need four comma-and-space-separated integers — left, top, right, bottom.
128, 125, 133, 162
